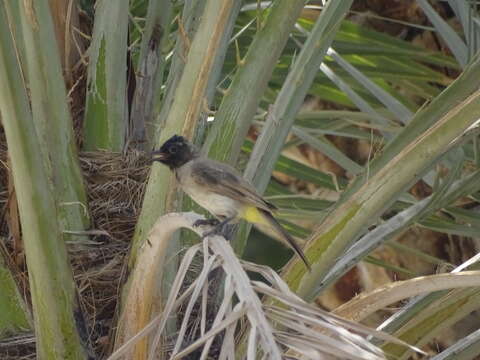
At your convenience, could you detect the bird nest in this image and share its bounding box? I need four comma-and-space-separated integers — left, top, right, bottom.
0, 146, 150, 359
73, 150, 150, 357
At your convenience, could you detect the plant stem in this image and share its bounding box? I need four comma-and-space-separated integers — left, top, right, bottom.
204, 0, 307, 165
0, 4, 90, 357
233, 0, 353, 256
245, 0, 353, 190
129, 0, 174, 150
342, 55, 480, 202
19, 0, 90, 242
0, 255, 31, 338
83, 0, 129, 151
283, 89, 480, 301
130, 0, 242, 265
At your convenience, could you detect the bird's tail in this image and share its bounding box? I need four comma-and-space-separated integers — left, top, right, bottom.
259, 209, 311, 271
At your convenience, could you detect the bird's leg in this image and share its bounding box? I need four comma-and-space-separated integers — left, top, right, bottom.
193, 218, 220, 228
201, 216, 235, 239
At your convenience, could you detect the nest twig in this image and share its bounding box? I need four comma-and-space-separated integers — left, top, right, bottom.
73, 150, 150, 356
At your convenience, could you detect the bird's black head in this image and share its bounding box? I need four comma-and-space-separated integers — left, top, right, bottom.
151, 135, 197, 169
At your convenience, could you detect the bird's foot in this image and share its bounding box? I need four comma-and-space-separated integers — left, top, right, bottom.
201, 226, 223, 239
193, 218, 224, 239
193, 218, 220, 228
196, 216, 235, 240
202, 223, 236, 241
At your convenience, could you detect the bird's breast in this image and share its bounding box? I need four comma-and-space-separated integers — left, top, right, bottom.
175, 165, 238, 219
188, 190, 238, 219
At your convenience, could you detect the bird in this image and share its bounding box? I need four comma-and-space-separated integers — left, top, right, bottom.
151, 134, 311, 271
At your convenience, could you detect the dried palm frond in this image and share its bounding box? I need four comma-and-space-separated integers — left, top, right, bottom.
111, 212, 407, 360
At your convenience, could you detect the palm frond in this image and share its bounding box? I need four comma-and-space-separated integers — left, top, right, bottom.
112, 212, 395, 360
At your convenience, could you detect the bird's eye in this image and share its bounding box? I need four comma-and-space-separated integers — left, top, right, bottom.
169, 146, 178, 154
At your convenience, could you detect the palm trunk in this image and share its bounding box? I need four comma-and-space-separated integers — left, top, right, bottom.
0, 4, 90, 357
19, 0, 90, 242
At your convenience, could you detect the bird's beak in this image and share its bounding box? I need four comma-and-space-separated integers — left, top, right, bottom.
150, 150, 168, 163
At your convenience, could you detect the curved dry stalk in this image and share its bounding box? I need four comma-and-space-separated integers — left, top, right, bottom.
114, 211, 207, 359
333, 271, 480, 322
112, 212, 389, 360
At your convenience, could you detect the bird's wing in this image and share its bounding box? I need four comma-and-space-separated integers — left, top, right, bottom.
191, 159, 277, 211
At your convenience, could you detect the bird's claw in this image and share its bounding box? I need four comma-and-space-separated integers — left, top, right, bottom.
201, 227, 222, 239
193, 218, 220, 228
